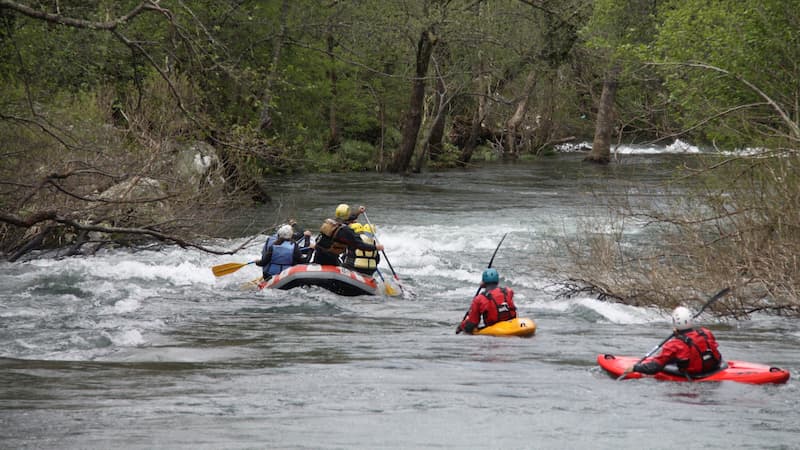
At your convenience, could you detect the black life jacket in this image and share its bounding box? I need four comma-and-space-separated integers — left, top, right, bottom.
344, 232, 379, 273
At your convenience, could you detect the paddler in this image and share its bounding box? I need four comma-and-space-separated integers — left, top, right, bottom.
343, 223, 381, 276
254, 224, 305, 280
456, 268, 518, 334
310, 204, 384, 267
623, 306, 723, 377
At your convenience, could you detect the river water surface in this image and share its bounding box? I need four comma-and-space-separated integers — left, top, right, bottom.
1, 147, 798, 449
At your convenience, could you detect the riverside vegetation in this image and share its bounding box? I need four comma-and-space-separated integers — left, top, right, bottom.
1, 0, 798, 316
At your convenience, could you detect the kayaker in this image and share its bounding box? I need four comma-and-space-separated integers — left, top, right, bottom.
456, 268, 517, 334
624, 306, 723, 377
311, 204, 384, 266
343, 223, 381, 276
255, 224, 305, 279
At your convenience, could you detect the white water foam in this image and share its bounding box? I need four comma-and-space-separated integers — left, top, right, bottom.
532, 295, 665, 325
108, 329, 145, 347
557, 139, 704, 155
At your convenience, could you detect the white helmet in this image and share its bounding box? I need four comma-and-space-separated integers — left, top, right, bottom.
277, 224, 293, 239
671, 306, 693, 330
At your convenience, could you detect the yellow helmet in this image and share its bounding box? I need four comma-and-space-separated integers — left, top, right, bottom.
348, 223, 363, 233
335, 204, 351, 220
360, 224, 375, 234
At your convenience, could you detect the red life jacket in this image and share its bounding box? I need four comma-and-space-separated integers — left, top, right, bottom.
674, 328, 722, 374
481, 287, 516, 325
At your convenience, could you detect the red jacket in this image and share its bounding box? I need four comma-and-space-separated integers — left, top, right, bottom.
459, 287, 517, 333
635, 327, 722, 375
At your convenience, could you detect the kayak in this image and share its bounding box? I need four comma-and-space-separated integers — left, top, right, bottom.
597, 354, 790, 384
258, 264, 382, 296
473, 317, 537, 337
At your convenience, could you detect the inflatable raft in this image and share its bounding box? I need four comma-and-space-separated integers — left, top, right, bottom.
473, 317, 537, 337
598, 354, 790, 384
258, 264, 381, 296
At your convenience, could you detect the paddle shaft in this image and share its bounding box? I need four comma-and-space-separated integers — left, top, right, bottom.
474, 232, 508, 297
617, 287, 731, 380
457, 233, 509, 333
361, 212, 404, 292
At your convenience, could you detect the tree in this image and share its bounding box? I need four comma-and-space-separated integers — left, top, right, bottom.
0, 1, 272, 259
564, 0, 800, 315
390, 26, 438, 173
651, 0, 800, 147
580, 0, 663, 163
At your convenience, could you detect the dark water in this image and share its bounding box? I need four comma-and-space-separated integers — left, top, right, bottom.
1, 151, 797, 449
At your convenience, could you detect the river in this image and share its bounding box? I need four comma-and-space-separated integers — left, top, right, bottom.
1, 145, 798, 449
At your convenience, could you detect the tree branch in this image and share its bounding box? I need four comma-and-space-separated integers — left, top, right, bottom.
649, 61, 800, 141
0, 0, 163, 30
0, 210, 244, 256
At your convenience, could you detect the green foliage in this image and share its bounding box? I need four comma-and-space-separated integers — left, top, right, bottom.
4, 0, 798, 179
650, 0, 800, 147
303, 139, 380, 173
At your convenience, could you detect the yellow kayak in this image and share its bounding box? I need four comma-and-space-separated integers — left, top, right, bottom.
473, 317, 537, 337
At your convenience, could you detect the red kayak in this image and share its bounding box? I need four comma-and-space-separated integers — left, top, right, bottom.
258, 264, 379, 296
598, 354, 790, 384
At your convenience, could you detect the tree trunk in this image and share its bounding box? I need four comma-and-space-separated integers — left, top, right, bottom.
258, 0, 288, 132
378, 99, 386, 170
457, 59, 488, 166
413, 73, 448, 173
427, 74, 447, 162
504, 69, 538, 160
325, 31, 340, 153
388, 28, 437, 173
585, 67, 619, 164
457, 104, 484, 166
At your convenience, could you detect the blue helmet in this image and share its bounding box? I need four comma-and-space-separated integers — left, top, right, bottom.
482, 268, 499, 284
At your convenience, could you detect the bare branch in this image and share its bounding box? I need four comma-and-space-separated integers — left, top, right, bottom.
0, 0, 160, 30
0, 210, 245, 256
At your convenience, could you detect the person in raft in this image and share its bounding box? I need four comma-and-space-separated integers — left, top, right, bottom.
624, 306, 723, 377
343, 223, 381, 276
455, 268, 517, 334
286, 218, 313, 263
254, 224, 305, 280
310, 204, 384, 267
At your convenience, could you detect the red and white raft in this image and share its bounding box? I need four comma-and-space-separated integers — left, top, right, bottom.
598, 354, 790, 384
258, 264, 381, 297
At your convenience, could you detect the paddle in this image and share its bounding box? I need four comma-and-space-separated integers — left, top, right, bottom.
617, 286, 731, 380
456, 232, 509, 334
241, 276, 264, 290
362, 212, 404, 295
374, 268, 399, 296
212, 261, 255, 277
213, 233, 312, 278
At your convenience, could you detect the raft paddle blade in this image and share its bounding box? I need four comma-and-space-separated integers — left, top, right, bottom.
212, 261, 253, 277
384, 281, 400, 297
241, 276, 263, 290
